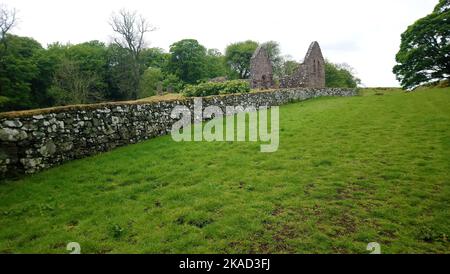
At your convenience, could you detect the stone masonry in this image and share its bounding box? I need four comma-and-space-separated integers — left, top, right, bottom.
281, 41, 326, 88
0, 88, 357, 178
249, 46, 274, 89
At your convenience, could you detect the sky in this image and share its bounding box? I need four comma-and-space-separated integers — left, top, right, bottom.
4, 0, 439, 87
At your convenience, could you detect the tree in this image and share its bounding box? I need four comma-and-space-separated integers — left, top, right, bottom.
139, 67, 164, 97
0, 4, 16, 43
0, 35, 45, 111
46, 41, 109, 105
225, 40, 258, 79
434, 0, 450, 13
168, 39, 207, 84
205, 48, 227, 79
279, 57, 300, 79
48, 58, 101, 105
261, 41, 284, 79
109, 9, 155, 99
106, 43, 137, 100
141, 47, 170, 70
161, 73, 183, 92
325, 61, 360, 88
393, 0, 450, 89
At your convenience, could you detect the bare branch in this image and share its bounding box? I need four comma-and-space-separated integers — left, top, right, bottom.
0, 4, 17, 40
109, 9, 155, 58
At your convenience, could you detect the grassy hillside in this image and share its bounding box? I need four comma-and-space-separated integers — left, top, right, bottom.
0, 87, 449, 253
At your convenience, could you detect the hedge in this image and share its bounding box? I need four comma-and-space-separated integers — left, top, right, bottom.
183, 80, 250, 97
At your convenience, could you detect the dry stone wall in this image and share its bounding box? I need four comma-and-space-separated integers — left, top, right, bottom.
0, 88, 357, 178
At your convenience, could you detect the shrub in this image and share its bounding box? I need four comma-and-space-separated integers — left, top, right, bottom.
183, 80, 250, 97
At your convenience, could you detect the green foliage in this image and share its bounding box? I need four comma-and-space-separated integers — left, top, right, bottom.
225, 40, 258, 79
279, 59, 300, 79
139, 67, 164, 97
106, 44, 137, 100
393, 0, 450, 89
205, 48, 227, 79
139, 67, 184, 97
325, 61, 361, 88
168, 39, 208, 84
48, 58, 103, 105
141, 47, 170, 70
183, 80, 250, 97
0, 96, 10, 109
0, 34, 48, 111
161, 73, 183, 93
46, 41, 109, 105
434, 0, 450, 13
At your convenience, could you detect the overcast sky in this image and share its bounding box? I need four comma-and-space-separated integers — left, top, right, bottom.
5, 0, 438, 87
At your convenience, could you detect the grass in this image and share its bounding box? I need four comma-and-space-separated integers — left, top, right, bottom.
0, 87, 449, 254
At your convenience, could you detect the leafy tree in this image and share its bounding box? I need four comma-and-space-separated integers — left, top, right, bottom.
205, 48, 227, 79
225, 40, 258, 79
279, 58, 300, 79
64, 41, 109, 96
106, 44, 137, 100
45, 41, 109, 105
141, 47, 170, 70
325, 61, 360, 88
139, 67, 164, 97
48, 58, 101, 105
393, 0, 450, 89
261, 41, 284, 79
161, 73, 183, 92
30, 46, 61, 107
168, 39, 207, 84
0, 34, 45, 110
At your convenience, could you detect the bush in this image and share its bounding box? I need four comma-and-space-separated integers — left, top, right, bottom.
183, 80, 250, 97
139, 67, 164, 98
325, 62, 361, 88
162, 73, 184, 93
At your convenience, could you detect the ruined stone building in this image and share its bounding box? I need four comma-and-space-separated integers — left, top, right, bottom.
280, 41, 326, 88
249, 46, 274, 89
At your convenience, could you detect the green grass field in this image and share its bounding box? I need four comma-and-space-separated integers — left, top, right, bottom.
0, 87, 449, 254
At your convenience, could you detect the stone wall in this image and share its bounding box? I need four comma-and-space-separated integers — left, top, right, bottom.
0, 88, 357, 178
249, 46, 274, 89
280, 41, 325, 88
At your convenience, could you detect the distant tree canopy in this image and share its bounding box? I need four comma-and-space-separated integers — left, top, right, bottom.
261, 41, 284, 79
279, 59, 300, 79
205, 48, 227, 79
225, 40, 258, 79
325, 62, 361, 88
46, 41, 109, 105
168, 39, 209, 84
0, 35, 48, 110
393, 0, 450, 89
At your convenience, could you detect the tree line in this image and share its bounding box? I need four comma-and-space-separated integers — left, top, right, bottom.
0, 6, 360, 112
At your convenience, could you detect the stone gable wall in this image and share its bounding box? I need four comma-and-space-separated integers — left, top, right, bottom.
280, 41, 325, 88
250, 46, 274, 89
0, 88, 357, 178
